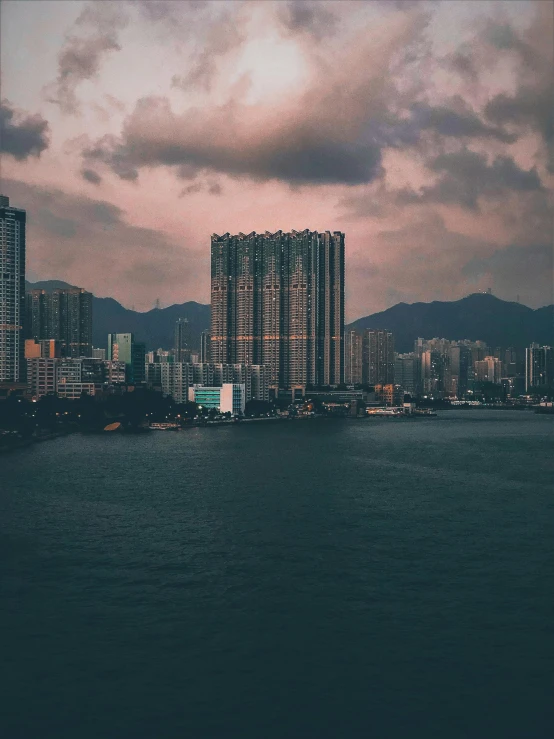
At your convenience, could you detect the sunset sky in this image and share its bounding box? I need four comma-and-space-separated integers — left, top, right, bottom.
1, 0, 552, 318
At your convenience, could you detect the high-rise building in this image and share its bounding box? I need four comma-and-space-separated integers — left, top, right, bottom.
445, 345, 471, 398
107, 333, 145, 384
0, 195, 26, 384
174, 318, 191, 362
394, 353, 418, 395
200, 331, 211, 363
362, 329, 394, 386
26, 289, 48, 340
475, 356, 502, 384
27, 286, 93, 357
525, 344, 554, 392
345, 329, 363, 385
210, 230, 345, 389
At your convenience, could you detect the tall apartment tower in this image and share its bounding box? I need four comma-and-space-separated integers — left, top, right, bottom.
0, 195, 26, 384
525, 344, 554, 391
345, 329, 363, 385
26, 286, 93, 357
210, 230, 344, 389
200, 331, 211, 363
174, 318, 190, 362
50, 288, 93, 357
362, 329, 394, 386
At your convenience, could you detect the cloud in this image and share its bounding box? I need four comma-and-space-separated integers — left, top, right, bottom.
81, 168, 102, 185
82, 9, 429, 185
461, 243, 553, 307
278, 1, 338, 39
0, 99, 50, 159
3, 178, 202, 308
409, 100, 516, 143
396, 150, 543, 210
45, 3, 128, 114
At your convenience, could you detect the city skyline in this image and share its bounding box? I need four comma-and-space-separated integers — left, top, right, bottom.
1, 0, 552, 318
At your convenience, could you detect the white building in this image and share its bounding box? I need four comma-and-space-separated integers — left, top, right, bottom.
192, 383, 245, 415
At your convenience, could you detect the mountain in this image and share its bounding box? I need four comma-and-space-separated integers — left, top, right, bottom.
347, 293, 554, 352
92, 297, 211, 350
26, 281, 211, 350
26, 283, 552, 352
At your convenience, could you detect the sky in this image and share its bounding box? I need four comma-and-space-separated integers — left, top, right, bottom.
1, 0, 552, 318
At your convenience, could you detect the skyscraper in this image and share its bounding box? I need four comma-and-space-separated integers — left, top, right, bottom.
200, 331, 211, 363
345, 329, 363, 385
26, 286, 93, 357
362, 329, 394, 386
210, 230, 344, 389
174, 318, 190, 362
0, 195, 26, 384
525, 344, 554, 392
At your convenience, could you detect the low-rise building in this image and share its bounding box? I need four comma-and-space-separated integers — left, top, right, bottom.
192, 384, 245, 416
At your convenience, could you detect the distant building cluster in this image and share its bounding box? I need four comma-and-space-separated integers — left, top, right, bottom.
1, 192, 553, 413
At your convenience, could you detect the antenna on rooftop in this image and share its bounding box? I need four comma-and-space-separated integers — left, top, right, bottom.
155, 298, 161, 310
516, 294, 520, 303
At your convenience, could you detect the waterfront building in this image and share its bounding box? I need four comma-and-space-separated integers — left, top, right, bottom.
145, 361, 269, 404
92, 347, 106, 360
107, 333, 146, 384
27, 358, 58, 399
444, 345, 471, 398
525, 344, 554, 392
362, 329, 394, 386
210, 230, 345, 389
27, 357, 126, 400
192, 383, 245, 416
475, 356, 502, 384
345, 329, 363, 385
394, 353, 418, 395
0, 195, 26, 384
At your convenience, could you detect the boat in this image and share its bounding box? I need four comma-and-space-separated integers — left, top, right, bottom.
148, 422, 180, 430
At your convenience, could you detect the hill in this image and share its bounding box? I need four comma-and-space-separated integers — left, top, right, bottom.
26, 283, 552, 352
347, 293, 553, 352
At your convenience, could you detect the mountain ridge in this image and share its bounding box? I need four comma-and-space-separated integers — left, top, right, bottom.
26, 282, 552, 352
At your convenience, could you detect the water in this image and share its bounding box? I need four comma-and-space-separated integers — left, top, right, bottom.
1, 411, 553, 738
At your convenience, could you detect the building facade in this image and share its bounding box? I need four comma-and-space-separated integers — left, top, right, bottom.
345, 329, 363, 385
525, 344, 554, 392
108, 333, 146, 384
27, 357, 125, 400
192, 384, 245, 416
26, 286, 93, 358
210, 230, 345, 389
362, 329, 394, 386
0, 195, 26, 383
174, 318, 191, 362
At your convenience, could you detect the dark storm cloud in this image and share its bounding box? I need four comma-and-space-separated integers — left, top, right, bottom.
0, 99, 50, 159
397, 150, 543, 210
278, 1, 338, 39
82, 96, 385, 185
410, 101, 516, 143
81, 168, 102, 185
46, 3, 128, 114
